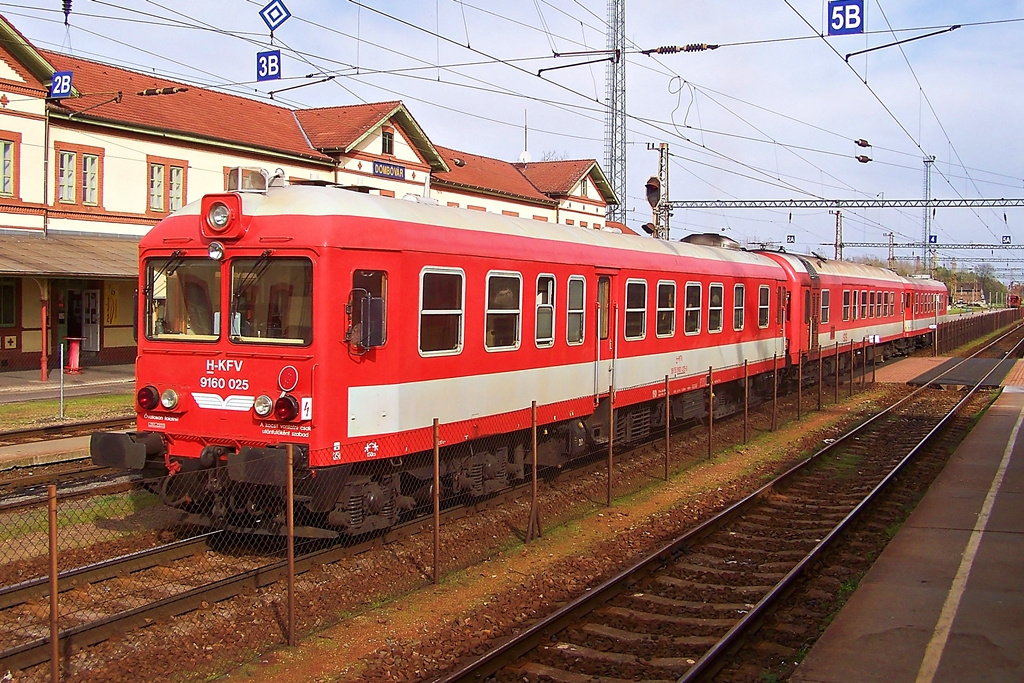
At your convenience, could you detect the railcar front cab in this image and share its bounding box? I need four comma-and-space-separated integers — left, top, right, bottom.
91, 169, 335, 533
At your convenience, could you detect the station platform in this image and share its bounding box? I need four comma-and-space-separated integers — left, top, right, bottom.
792, 388, 1024, 682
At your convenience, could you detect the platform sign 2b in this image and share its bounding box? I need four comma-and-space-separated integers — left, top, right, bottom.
827, 0, 864, 35
49, 70, 73, 99
256, 50, 281, 82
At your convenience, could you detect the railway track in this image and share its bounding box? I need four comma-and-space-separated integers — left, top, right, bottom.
432, 323, 1024, 683
0, 417, 133, 446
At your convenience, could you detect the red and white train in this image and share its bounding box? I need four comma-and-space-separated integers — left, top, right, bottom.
91, 171, 948, 536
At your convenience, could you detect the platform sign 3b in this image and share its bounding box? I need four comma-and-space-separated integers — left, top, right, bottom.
828, 0, 864, 35
257, 50, 281, 82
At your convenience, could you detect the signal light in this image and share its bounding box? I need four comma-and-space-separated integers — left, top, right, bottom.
274, 394, 300, 421
137, 385, 160, 411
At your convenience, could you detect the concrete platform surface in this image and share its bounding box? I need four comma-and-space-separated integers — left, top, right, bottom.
791, 390, 1024, 683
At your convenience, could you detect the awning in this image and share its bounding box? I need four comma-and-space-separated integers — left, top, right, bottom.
0, 233, 139, 279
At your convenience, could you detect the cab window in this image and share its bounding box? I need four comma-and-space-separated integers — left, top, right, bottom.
229, 257, 312, 345
145, 256, 221, 341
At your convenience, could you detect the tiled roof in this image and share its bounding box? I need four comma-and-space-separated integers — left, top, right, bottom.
516, 159, 595, 194
433, 146, 555, 205
295, 101, 402, 150
40, 50, 333, 163
0, 233, 138, 278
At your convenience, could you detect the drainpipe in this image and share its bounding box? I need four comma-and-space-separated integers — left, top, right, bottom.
31, 278, 49, 381
42, 107, 50, 234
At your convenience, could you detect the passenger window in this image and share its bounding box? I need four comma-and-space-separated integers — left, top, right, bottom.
657, 281, 676, 337
733, 284, 745, 331
624, 280, 646, 340
598, 276, 610, 340
485, 272, 522, 350
860, 289, 868, 319
708, 283, 724, 333
843, 290, 850, 321
419, 269, 464, 355
821, 289, 830, 324
567, 276, 585, 345
684, 282, 701, 335
536, 275, 555, 348
758, 285, 770, 328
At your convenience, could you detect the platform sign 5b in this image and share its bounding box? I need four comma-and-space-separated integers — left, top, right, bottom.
828, 0, 864, 35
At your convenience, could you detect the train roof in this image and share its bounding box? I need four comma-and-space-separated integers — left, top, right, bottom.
759, 251, 946, 290
156, 184, 786, 274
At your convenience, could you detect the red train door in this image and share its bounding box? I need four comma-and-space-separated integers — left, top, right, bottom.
805, 287, 820, 352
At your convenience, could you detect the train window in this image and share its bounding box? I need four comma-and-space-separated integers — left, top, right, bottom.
708, 284, 724, 333
733, 284, 745, 331
657, 281, 676, 337
684, 282, 701, 335
624, 279, 647, 340
860, 290, 868, 319
842, 290, 850, 321
758, 285, 770, 328
821, 289, 830, 324
536, 275, 555, 348
869, 291, 875, 318
598, 277, 610, 340
420, 269, 464, 355
804, 290, 811, 323
145, 257, 221, 342
485, 272, 522, 351
852, 290, 859, 320
567, 276, 586, 345
229, 257, 312, 345
347, 270, 387, 350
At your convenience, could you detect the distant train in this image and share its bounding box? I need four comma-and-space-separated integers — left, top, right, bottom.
91, 171, 948, 537
1009, 294, 1021, 308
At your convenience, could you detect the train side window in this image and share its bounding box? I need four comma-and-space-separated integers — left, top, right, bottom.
869, 291, 876, 318
821, 289, 830, 324
757, 285, 770, 328
852, 290, 859, 320
708, 283, 724, 333
804, 289, 811, 323
733, 284, 745, 331
843, 290, 850, 321
860, 289, 868, 319
598, 276, 610, 340
656, 281, 675, 337
347, 270, 386, 350
419, 268, 464, 355
567, 276, 586, 345
684, 282, 701, 335
624, 279, 647, 340
536, 275, 555, 348
485, 271, 522, 351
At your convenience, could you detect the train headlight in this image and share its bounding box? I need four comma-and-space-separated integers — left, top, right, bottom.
254, 394, 274, 417
207, 202, 231, 232
208, 241, 225, 261
160, 388, 179, 409
274, 394, 300, 421
137, 385, 160, 411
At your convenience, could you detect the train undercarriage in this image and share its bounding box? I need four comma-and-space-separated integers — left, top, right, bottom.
93, 335, 930, 538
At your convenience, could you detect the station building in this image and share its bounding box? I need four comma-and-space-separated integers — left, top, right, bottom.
0, 14, 620, 375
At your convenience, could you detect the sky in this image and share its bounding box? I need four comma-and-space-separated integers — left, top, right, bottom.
7, 1, 1024, 279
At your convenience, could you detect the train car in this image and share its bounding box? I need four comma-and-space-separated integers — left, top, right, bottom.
90, 172, 946, 537
1008, 293, 1020, 308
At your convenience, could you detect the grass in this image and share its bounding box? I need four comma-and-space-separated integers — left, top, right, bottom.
0, 490, 161, 542
0, 393, 134, 431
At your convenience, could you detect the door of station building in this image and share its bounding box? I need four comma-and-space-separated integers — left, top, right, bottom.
82, 289, 100, 352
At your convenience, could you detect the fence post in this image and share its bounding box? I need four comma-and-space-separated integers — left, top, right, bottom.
861, 338, 867, 389
817, 352, 823, 411
771, 353, 778, 431
527, 402, 542, 542
664, 375, 670, 481
743, 360, 749, 444
707, 366, 714, 459
797, 358, 803, 421
607, 382, 614, 507
286, 444, 295, 647
834, 341, 840, 404
849, 340, 855, 398
872, 342, 877, 384
49, 484, 59, 683
432, 418, 440, 585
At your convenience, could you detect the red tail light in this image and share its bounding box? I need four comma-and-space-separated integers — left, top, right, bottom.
274, 395, 299, 421
137, 385, 160, 411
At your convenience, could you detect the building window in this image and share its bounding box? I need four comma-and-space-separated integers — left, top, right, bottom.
58, 151, 76, 202
684, 282, 701, 335
708, 283, 724, 333
536, 275, 555, 348
0, 140, 13, 197
656, 281, 675, 337
758, 285, 770, 328
733, 284, 745, 330
624, 280, 646, 340
821, 289, 830, 324
0, 279, 15, 327
169, 166, 184, 211
485, 272, 522, 350
148, 156, 187, 214
82, 154, 99, 205
567, 276, 585, 345
419, 268, 464, 355
382, 130, 394, 155
580, 178, 588, 197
